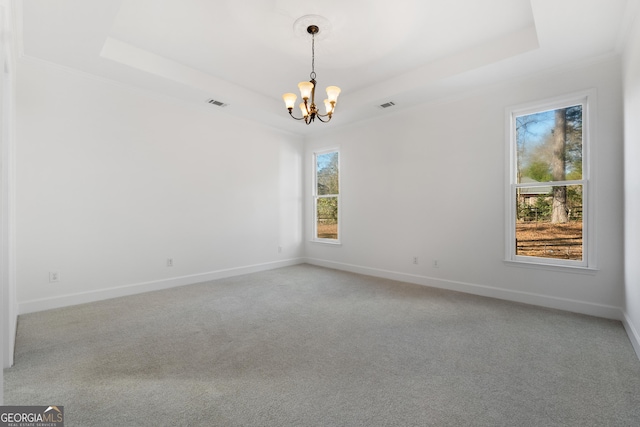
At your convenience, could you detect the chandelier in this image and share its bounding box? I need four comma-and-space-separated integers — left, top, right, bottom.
282, 25, 341, 124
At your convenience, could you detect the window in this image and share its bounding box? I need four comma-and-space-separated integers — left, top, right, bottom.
313, 149, 340, 242
506, 92, 593, 268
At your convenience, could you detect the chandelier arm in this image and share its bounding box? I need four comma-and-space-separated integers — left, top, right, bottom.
287, 110, 309, 121
316, 114, 332, 123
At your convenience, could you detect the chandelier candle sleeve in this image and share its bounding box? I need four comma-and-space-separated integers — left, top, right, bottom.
282, 24, 340, 125
298, 81, 314, 100
326, 86, 340, 103
283, 93, 297, 109
324, 99, 332, 114
299, 102, 309, 118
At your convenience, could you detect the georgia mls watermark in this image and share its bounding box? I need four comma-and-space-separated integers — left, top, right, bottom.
0, 406, 64, 427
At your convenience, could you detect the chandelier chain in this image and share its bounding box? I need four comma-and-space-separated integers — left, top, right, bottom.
310, 32, 316, 80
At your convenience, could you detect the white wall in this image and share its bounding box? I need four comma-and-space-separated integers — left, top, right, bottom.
15, 59, 304, 313
623, 13, 640, 356
1, 0, 17, 396
305, 57, 624, 319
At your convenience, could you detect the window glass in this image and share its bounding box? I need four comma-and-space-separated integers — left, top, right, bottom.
316, 197, 338, 239
316, 152, 339, 195
515, 184, 583, 261
314, 150, 339, 241
516, 105, 583, 183
509, 98, 589, 267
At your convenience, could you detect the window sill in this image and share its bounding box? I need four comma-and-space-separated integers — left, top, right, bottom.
310, 239, 342, 246
503, 259, 598, 275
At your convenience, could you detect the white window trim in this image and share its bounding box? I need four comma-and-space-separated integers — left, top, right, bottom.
504, 90, 597, 271
312, 147, 341, 244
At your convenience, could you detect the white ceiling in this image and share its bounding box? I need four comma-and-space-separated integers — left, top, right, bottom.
18, 0, 637, 135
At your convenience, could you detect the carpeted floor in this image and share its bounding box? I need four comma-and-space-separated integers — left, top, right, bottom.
4, 264, 640, 426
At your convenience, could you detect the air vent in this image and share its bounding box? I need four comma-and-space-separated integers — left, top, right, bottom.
378, 101, 396, 109
206, 99, 228, 107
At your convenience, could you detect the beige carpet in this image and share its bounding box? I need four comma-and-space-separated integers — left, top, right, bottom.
4, 264, 640, 426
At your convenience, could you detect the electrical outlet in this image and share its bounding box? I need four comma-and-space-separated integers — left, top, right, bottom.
432, 259, 439, 268
49, 271, 60, 283
413, 257, 418, 264
167, 258, 173, 267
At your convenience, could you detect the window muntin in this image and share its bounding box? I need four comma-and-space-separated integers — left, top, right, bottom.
314, 150, 339, 241
508, 95, 591, 268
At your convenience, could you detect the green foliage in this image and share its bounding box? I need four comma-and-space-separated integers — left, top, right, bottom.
534, 196, 552, 220
317, 197, 338, 222
517, 201, 531, 221
516, 195, 553, 222
566, 185, 583, 220
523, 160, 552, 182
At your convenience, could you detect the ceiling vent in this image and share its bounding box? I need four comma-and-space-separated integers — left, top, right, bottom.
378, 101, 396, 109
206, 99, 228, 107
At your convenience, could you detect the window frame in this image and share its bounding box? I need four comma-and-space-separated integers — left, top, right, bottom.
505, 90, 596, 270
312, 148, 341, 244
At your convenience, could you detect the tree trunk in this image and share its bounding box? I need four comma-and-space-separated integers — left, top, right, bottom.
551, 109, 568, 223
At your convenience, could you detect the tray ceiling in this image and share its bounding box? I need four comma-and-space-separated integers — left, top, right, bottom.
19, 0, 634, 135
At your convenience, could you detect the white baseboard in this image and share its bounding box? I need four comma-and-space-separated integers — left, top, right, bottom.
305, 258, 623, 320
622, 312, 640, 360
5, 305, 16, 368
18, 258, 304, 315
